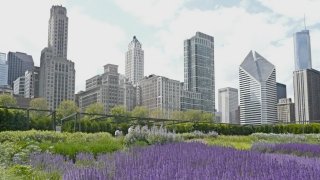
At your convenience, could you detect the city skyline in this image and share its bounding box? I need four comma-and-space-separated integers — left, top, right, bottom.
1, 0, 320, 108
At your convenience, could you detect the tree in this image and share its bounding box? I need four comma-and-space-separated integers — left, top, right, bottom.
29, 98, 51, 130
85, 102, 104, 114
56, 100, 79, 120
110, 105, 129, 123
0, 94, 17, 107
201, 112, 214, 122
171, 110, 185, 121
131, 106, 149, 125
150, 109, 164, 119
83, 102, 105, 120
184, 110, 202, 122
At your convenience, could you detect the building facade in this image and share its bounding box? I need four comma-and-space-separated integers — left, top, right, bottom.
184, 32, 215, 114
39, 5, 75, 110
7, 52, 34, 87
293, 69, 320, 123
0, 52, 8, 86
294, 30, 312, 70
277, 98, 295, 124
239, 51, 277, 125
180, 88, 203, 111
218, 87, 239, 124
13, 76, 25, 96
24, 66, 40, 98
125, 36, 144, 84
276, 83, 287, 102
79, 64, 136, 113
138, 75, 181, 119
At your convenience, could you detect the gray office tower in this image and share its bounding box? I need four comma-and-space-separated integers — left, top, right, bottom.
0, 52, 8, 86
7, 52, 34, 87
39, 5, 75, 110
276, 83, 287, 102
294, 30, 312, 70
239, 51, 277, 125
184, 32, 215, 114
293, 69, 320, 123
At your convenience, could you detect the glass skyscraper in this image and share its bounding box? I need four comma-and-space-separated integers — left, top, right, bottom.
184, 32, 215, 114
294, 30, 312, 70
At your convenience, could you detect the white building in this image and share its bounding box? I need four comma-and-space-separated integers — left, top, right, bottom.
138, 75, 181, 119
79, 64, 136, 113
125, 36, 144, 85
24, 67, 40, 98
218, 87, 239, 124
277, 98, 295, 124
239, 51, 277, 125
13, 76, 25, 96
39, 5, 75, 110
0, 52, 8, 86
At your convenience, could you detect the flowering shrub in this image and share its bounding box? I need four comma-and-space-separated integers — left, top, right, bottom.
29, 142, 320, 180
251, 142, 320, 157
182, 130, 219, 140
124, 125, 182, 145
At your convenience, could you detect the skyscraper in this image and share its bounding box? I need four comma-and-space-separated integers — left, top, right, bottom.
293, 69, 320, 123
39, 5, 75, 110
294, 30, 312, 70
0, 52, 8, 86
125, 36, 144, 84
218, 87, 239, 124
276, 82, 287, 102
48, 5, 68, 58
184, 32, 215, 114
7, 52, 34, 87
239, 51, 277, 125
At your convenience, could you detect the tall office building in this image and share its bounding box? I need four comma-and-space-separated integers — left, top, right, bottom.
276, 83, 287, 102
79, 64, 136, 113
184, 32, 215, 114
125, 36, 144, 84
13, 76, 25, 96
138, 74, 181, 119
24, 67, 40, 98
239, 51, 277, 125
294, 30, 312, 70
48, 5, 68, 58
277, 98, 295, 124
218, 87, 239, 124
7, 52, 34, 87
0, 52, 8, 86
293, 69, 320, 123
39, 5, 75, 110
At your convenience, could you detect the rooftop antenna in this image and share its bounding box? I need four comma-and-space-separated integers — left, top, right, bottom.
304, 14, 306, 30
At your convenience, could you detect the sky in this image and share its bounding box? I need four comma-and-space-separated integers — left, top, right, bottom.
1, 0, 320, 109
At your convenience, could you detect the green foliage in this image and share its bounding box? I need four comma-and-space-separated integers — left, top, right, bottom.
85, 102, 104, 115
110, 105, 130, 123
0, 94, 17, 107
0, 108, 29, 131
56, 100, 79, 120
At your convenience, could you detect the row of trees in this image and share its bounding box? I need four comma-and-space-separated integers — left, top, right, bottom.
0, 94, 215, 131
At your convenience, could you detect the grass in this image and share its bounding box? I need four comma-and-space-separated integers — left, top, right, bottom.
204, 135, 257, 150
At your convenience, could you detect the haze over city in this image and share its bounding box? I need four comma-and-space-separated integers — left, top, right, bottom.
1, 0, 320, 107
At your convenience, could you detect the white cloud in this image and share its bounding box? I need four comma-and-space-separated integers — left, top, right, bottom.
68, 7, 127, 91
257, 0, 320, 26
114, 0, 186, 27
